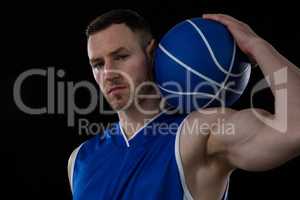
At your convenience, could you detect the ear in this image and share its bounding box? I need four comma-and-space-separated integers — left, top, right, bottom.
145, 39, 156, 61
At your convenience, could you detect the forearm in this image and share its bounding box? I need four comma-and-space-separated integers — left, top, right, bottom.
250, 38, 299, 87
250, 39, 300, 134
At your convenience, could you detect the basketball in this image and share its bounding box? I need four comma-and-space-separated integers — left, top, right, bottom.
154, 17, 251, 113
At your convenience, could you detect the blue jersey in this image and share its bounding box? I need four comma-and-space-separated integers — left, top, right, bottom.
69, 110, 229, 200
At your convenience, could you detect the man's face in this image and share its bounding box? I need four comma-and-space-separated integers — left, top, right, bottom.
87, 24, 154, 111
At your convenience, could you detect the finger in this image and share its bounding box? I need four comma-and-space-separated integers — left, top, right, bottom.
202, 14, 242, 27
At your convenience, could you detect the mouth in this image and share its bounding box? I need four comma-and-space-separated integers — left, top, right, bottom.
107, 86, 127, 95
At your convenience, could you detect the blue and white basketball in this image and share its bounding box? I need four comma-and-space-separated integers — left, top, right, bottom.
154, 17, 251, 113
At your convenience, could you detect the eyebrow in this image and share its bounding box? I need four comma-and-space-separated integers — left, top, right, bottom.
89, 47, 129, 64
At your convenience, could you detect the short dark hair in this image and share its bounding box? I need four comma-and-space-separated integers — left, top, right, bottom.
86, 9, 153, 47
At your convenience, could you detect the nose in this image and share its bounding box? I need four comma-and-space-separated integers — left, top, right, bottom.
104, 71, 121, 83
103, 61, 121, 83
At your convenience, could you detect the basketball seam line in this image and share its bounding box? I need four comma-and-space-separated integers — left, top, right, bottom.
186, 19, 246, 77
158, 85, 218, 97
158, 44, 243, 95
186, 19, 237, 108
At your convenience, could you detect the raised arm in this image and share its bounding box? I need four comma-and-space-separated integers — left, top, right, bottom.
194, 14, 300, 171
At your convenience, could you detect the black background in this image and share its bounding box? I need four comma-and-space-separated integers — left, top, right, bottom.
2, 1, 300, 199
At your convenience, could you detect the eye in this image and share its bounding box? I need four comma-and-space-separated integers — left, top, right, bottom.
115, 54, 129, 61
92, 62, 104, 69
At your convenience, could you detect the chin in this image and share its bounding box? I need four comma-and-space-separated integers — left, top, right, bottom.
110, 98, 133, 111
105, 89, 135, 111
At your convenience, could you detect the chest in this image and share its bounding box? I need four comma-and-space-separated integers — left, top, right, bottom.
73, 137, 184, 200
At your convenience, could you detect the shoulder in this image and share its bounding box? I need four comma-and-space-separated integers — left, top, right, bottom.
66, 132, 105, 189
179, 107, 268, 168
67, 144, 83, 173
178, 108, 237, 167
66, 131, 108, 181
180, 107, 237, 140
67, 122, 119, 163
184, 107, 236, 124
67, 142, 85, 192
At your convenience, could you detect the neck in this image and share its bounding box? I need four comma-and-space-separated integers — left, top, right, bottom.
117, 98, 164, 139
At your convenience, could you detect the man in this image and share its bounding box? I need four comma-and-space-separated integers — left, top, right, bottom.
68, 9, 300, 200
